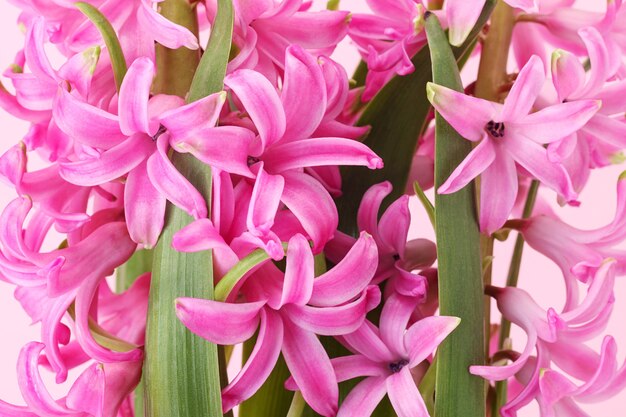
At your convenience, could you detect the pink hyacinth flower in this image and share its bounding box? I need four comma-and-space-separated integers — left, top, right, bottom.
175, 233, 380, 415
286, 293, 460, 417
427, 55, 600, 234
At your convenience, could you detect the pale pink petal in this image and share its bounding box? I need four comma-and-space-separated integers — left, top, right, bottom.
225, 69, 286, 150
582, 114, 626, 149
59, 134, 153, 186
125, 160, 166, 249
577, 27, 610, 97
513, 100, 601, 143
551, 49, 585, 102
137, 2, 200, 49
119, 57, 156, 136
53, 88, 125, 148
280, 44, 326, 140
426, 82, 499, 142
310, 232, 378, 307
386, 367, 429, 417
501, 55, 545, 121
539, 370, 577, 406
247, 164, 284, 236
479, 150, 518, 235
380, 293, 420, 358
222, 309, 283, 412
282, 316, 338, 417
405, 316, 461, 367
378, 195, 410, 255
262, 138, 383, 172
470, 329, 538, 381
279, 234, 314, 307
175, 298, 265, 345
336, 376, 387, 417
281, 171, 338, 252
24, 18, 58, 82
445, 0, 486, 46
284, 286, 380, 335
146, 135, 208, 219
504, 133, 576, 200
170, 126, 255, 178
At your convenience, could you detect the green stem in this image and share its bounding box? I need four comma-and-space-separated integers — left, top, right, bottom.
426, 14, 487, 417
286, 392, 306, 417
493, 180, 539, 416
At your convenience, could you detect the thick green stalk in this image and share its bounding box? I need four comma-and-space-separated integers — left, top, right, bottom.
143, 1, 233, 416
426, 14, 486, 417
493, 180, 539, 416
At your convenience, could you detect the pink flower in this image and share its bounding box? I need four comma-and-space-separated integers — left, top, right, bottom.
175, 233, 380, 415
286, 293, 460, 417
54, 57, 229, 247
0, 342, 141, 417
427, 55, 600, 234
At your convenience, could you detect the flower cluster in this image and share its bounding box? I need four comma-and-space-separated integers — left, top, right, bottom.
0, 1, 624, 417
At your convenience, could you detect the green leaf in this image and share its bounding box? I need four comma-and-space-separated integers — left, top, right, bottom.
116, 249, 153, 293
75, 2, 127, 92
143, 1, 234, 417
425, 9, 494, 417
336, 6, 491, 237
413, 181, 435, 227
188, 0, 234, 102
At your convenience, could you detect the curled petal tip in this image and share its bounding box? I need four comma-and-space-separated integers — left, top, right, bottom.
368, 156, 384, 169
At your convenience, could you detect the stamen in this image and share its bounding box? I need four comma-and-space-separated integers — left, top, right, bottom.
388, 359, 409, 374
152, 124, 167, 142
485, 120, 505, 138
247, 156, 260, 167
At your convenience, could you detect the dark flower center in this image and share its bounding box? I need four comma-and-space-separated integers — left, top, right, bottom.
247, 156, 261, 167
388, 359, 409, 374
152, 124, 167, 142
393, 254, 401, 261
485, 120, 505, 138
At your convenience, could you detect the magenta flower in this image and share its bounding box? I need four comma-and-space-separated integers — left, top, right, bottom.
54, 57, 230, 247
175, 233, 380, 415
286, 293, 459, 417
427, 55, 600, 234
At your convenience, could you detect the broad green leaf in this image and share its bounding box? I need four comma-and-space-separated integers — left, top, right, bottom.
336, 4, 493, 237
425, 12, 491, 417
143, 1, 234, 417
75, 2, 127, 92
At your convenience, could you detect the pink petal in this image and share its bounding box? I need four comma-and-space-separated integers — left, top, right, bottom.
224, 69, 286, 150
551, 49, 585, 102
66, 364, 105, 416
380, 293, 420, 358
282, 316, 338, 417
284, 286, 381, 336
445, 0, 487, 46
281, 171, 338, 253
470, 329, 538, 381
146, 135, 208, 219
577, 27, 610, 97
24, 18, 58, 82
278, 234, 314, 308
119, 57, 156, 136
343, 321, 395, 363
53, 88, 126, 148
125, 160, 166, 248
405, 316, 461, 367
59, 134, 153, 186
582, 114, 626, 149
280, 44, 326, 140
247, 164, 284, 237
378, 195, 410, 255
513, 100, 601, 143
539, 370, 578, 406
356, 181, 391, 242
262, 137, 384, 172
336, 376, 387, 417
137, 1, 200, 49
159, 91, 226, 137
310, 232, 378, 307
175, 298, 265, 345
501, 55, 545, 122
426, 82, 499, 142
386, 367, 429, 417
504, 133, 576, 200
169, 125, 255, 178
479, 150, 518, 235
222, 309, 283, 412
172, 218, 231, 253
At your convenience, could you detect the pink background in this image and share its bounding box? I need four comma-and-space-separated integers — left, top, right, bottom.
0, 0, 624, 415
